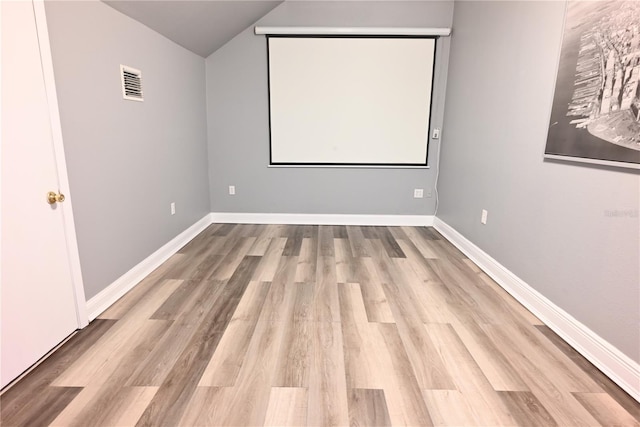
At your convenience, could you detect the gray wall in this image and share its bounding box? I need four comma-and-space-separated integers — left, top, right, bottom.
45, 1, 210, 300
438, 1, 640, 361
205, 1, 453, 215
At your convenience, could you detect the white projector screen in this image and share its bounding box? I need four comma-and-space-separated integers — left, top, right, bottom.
267, 36, 436, 166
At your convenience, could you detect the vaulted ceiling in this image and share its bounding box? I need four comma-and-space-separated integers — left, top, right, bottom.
102, 1, 283, 57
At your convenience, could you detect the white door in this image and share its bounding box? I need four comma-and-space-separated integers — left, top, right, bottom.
1, 0, 86, 389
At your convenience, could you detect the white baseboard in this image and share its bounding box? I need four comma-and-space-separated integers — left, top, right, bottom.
211, 212, 434, 227
433, 217, 640, 403
86, 214, 213, 320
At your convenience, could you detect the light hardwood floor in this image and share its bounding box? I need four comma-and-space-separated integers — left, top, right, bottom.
1, 224, 638, 426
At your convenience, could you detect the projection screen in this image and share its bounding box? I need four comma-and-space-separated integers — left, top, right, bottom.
267, 36, 436, 167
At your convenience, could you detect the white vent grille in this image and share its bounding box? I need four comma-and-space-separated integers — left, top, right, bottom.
120, 65, 143, 101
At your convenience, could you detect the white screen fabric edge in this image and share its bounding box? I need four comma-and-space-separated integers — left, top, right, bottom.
267, 36, 436, 166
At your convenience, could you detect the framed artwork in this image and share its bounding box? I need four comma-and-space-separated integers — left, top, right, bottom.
545, 1, 640, 169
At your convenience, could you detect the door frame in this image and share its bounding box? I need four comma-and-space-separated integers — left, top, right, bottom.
32, 0, 88, 328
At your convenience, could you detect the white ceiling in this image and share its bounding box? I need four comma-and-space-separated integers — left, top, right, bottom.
103, 1, 283, 57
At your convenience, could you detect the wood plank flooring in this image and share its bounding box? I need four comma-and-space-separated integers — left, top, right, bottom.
1, 224, 638, 426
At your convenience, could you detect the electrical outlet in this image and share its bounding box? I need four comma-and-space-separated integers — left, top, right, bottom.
229, 185, 235, 195
481, 209, 488, 224
414, 188, 424, 198
432, 128, 441, 139
170, 202, 176, 215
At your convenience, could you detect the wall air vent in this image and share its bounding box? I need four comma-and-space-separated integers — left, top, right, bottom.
120, 65, 143, 102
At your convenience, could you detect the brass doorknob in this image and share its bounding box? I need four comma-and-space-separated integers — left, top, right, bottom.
47, 191, 65, 205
